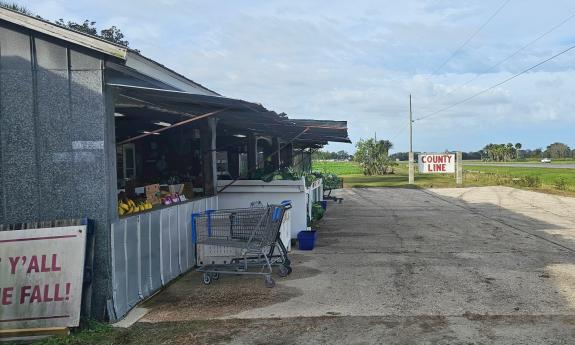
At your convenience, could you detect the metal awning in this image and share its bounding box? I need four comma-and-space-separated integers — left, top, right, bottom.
110, 84, 350, 146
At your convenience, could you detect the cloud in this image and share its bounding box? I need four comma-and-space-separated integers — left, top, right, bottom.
17, 0, 575, 152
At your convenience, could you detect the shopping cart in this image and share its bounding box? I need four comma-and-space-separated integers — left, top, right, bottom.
192, 204, 290, 288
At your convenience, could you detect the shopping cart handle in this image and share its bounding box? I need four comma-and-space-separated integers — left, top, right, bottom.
281, 200, 292, 210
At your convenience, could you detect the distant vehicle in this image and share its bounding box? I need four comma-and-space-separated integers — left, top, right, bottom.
541, 158, 552, 163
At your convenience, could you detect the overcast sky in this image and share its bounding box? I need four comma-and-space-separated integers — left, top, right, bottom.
18, 0, 575, 153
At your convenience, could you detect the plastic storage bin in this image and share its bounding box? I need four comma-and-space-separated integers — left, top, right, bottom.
297, 230, 317, 250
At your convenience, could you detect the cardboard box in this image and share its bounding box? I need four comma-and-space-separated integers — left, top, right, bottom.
183, 182, 194, 199
145, 184, 161, 205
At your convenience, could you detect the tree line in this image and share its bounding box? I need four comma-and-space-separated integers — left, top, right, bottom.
388, 142, 574, 162
315, 141, 574, 167
311, 150, 352, 161
481, 142, 573, 161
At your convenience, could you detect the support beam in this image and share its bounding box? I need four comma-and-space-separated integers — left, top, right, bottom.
272, 137, 280, 171
201, 120, 216, 196
247, 134, 257, 173
210, 118, 218, 193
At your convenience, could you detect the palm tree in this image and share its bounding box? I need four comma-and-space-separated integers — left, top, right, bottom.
514, 143, 522, 160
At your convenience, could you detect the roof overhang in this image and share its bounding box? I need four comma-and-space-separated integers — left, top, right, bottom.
110, 84, 350, 146
110, 84, 289, 142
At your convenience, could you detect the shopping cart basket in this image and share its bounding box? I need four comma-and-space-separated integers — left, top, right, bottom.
192, 204, 289, 288
231, 200, 292, 277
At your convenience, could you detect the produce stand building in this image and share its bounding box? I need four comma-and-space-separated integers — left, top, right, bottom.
0, 8, 349, 322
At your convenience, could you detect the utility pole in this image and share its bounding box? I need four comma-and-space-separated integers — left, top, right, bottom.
408, 94, 414, 184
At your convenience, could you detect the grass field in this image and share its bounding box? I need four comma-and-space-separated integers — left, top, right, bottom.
464, 159, 575, 165
313, 160, 575, 196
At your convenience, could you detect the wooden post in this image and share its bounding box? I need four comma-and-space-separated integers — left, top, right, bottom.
408, 152, 415, 185
456, 151, 463, 186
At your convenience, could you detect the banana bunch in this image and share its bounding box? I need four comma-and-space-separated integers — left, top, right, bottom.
118, 198, 153, 216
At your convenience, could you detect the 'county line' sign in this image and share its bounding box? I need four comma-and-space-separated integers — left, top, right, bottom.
418, 153, 456, 173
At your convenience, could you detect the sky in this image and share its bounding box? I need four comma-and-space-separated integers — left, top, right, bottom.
17, 0, 575, 153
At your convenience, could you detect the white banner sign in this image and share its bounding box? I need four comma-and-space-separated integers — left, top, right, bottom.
0, 226, 86, 330
418, 153, 456, 174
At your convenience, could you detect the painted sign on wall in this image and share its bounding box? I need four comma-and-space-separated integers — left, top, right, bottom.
0, 226, 86, 330
418, 153, 456, 173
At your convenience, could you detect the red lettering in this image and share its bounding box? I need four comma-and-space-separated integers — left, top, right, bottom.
29, 285, 42, 303
53, 284, 64, 302
441, 164, 446, 172
20, 286, 31, 304
51, 254, 61, 272
41, 255, 50, 272
43, 284, 53, 302
2, 287, 13, 305
8, 257, 19, 274
27, 256, 39, 273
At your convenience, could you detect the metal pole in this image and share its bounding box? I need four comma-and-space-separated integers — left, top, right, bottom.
408, 94, 414, 184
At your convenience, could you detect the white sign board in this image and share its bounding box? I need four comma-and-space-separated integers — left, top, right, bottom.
418, 153, 456, 174
0, 226, 86, 330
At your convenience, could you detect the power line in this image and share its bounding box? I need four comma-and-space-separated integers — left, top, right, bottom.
430, 0, 512, 76
426, 11, 575, 107
415, 42, 575, 122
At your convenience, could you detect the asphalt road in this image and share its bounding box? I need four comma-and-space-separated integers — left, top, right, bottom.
127, 186, 575, 344
464, 162, 575, 169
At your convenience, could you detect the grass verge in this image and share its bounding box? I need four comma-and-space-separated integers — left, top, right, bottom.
31, 321, 116, 345
313, 161, 575, 196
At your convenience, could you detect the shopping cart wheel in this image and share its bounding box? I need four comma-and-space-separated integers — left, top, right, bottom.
211, 272, 219, 280
265, 276, 275, 288
202, 273, 212, 285
278, 265, 289, 277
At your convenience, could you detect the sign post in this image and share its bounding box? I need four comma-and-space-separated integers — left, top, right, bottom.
0, 225, 87, 333
456, 151, 463, 185
408, 152, 414, 184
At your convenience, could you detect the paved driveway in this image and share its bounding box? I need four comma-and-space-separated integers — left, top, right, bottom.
131, 186, 575, 344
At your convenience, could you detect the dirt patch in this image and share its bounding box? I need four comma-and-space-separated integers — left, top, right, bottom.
141, 271, 302, 322
36, 315, 575, 345
141, 254, 320, 322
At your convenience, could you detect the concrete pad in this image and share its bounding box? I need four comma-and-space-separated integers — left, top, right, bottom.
139, 186, 575, 344
112, 307, 149, 328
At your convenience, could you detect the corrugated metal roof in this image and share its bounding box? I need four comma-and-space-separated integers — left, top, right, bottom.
111, 84, 350, 146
